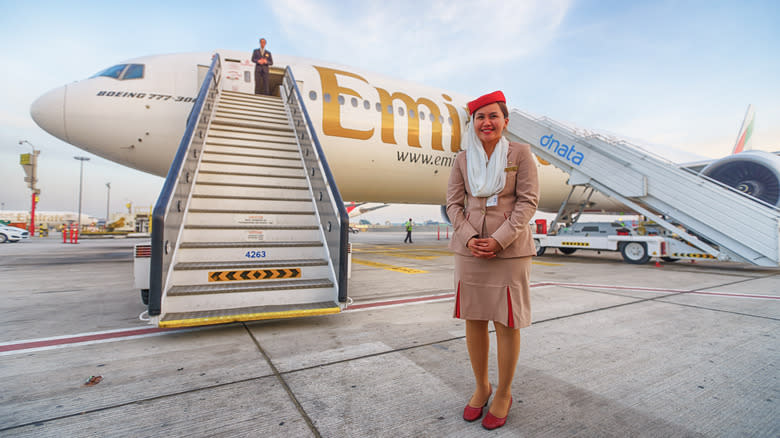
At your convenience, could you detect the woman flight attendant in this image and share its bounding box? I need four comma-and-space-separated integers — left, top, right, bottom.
446, 91, 539, 430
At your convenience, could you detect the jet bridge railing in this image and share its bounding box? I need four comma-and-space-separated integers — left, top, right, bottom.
148, 54, 221, 316
281, 67, 349, 303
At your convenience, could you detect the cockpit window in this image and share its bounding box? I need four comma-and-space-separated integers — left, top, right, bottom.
122, 64, 144, 79
90, 63, 145, 80
92, 64, 126, 79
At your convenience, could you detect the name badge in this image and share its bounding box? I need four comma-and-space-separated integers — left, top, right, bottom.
505, 166, 517, 172
486, 194, 498, 207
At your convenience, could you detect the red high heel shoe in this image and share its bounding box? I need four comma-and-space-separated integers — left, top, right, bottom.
462, 389, 492, 422
482, 398, 512, 430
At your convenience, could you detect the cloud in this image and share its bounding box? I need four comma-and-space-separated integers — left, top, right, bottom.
270, 0, 571, 84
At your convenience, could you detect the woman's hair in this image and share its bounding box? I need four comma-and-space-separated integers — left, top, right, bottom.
497, 101, 508, 118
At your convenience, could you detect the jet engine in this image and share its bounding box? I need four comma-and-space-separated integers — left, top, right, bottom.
700, 150, 780, 207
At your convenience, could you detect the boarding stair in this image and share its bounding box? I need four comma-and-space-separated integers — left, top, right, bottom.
148, 55, 349, 327
506, 110, 780, 267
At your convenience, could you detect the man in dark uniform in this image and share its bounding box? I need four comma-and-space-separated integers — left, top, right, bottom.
251, 38, 273, 95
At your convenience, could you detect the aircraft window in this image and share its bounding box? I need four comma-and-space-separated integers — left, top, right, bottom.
448, 117, 453, 125
420, 112, 425, 120
387, 105, 393, 114
439, 116, 444, 123
91, 64, 127, 79
309, 91, 317, 101
409, 109, 415, 118
363, 100, 370, 110
324, 93, 331, 103
244, 71, 251, 82
376, 103, 382, 112
122, 64, 144, 80
398, 107, 405, 117
338, 95, 345, 105
351, 97, 358, 107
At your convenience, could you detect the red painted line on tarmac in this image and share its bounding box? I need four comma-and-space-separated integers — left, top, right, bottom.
346, 294, 455, 310
345, 284, 554, 311
0, 327, 177, 353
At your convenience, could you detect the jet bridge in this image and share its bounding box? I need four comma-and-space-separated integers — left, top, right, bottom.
506, 109, 780, 267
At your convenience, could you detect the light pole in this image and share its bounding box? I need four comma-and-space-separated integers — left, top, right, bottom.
105, 182, 111, 226
19, 140, 40, 235
74, 156, 90, 235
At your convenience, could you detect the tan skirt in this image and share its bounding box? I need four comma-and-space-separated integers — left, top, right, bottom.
453, 254, 532, 328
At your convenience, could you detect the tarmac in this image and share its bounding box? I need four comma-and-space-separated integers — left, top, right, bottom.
0, 231, 778, 437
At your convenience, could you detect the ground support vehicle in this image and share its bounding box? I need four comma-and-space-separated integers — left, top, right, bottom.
533, 230, 719, 264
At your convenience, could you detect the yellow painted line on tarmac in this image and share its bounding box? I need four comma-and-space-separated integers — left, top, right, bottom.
351, 258, 428, 274
532, 260, 564, 266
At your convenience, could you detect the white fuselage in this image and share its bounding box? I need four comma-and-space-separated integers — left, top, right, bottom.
30, 49, 626, 213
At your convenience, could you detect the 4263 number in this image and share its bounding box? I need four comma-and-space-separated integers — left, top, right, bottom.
245, 250, 267, 259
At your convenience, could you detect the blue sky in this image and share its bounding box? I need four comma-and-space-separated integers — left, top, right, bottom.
1, 0, 778, 222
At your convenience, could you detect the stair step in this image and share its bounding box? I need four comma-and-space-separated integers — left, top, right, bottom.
188, 196, 313, 211
193, 183, 309, 199
158, 301, 340, 327
202, 152, 300, 166
197, 172, 308, 187
200, 156, 302, 170
216, 101, 286, 114
204, 143, 300, 159
221, 90, 282, 104
214, 109, 289, 123
217, 97, 284, 107
175, 258, 329, 270
207, 128, 296, 143
171, 259, 330, 286
185, 210, 317, 227
211, 116, 291, 132
169, 277, 333, 295
163, 280, 335, 314
181, 226, 321, 242
221, 91, 283, 103
176, 241, 326, 263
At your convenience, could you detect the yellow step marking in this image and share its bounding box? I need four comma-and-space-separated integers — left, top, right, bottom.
208, 268, 301, 282
160, 307, 341, 328
351, 258, 428, 274
561, 241, 590, 247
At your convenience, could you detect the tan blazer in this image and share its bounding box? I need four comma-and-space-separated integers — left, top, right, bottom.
447, 142, 540, 258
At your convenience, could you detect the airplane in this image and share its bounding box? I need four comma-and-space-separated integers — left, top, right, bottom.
29, 49, 780, 220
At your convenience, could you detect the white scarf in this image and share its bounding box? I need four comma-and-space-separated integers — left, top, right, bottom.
465, 116, 508, 197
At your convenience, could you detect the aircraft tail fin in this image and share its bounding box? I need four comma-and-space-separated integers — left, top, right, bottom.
732, 104, 755, 154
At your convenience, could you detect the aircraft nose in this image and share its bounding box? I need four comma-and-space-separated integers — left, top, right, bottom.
30, 85, 68, 142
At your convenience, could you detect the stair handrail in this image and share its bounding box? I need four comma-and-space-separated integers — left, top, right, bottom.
282, 67, 349, 303
148, 54, 222, 316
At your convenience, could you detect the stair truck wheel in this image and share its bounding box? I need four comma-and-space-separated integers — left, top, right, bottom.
661, 256, 679, 262
559, 247, 577, 255
620, 242, 650, 264
534, 239, 546, 256
0, 234, 6, 243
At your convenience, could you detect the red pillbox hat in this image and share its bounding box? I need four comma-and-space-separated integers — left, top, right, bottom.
467, 90, 506, 115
